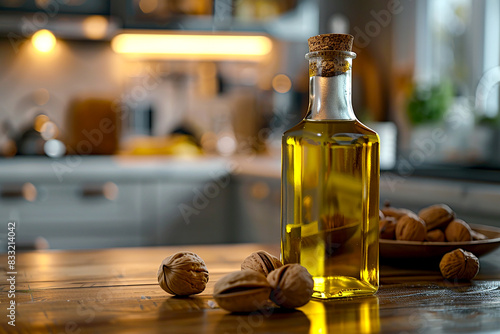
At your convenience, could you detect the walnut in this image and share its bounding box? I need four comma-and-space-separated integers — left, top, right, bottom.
241, 251, 283, 277
418, 204, 455, 231
445, 219, 472, 242
426, 229, 445, 242
379, 216, 397, 239
157, 252, 209, 296
381, 203, 415, 221
320, 213, 356, 229
267, 264, 313, 308
439, 248, 480, 280
395, 214, 427, 241
213, 270, 272, 313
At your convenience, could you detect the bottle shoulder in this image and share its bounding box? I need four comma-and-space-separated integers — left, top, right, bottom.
283, 119, 379, 141
355, 121, 379, 137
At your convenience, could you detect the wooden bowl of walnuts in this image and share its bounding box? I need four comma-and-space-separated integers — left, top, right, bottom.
379, 202, 500, 260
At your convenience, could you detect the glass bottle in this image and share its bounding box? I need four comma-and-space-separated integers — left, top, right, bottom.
281, 34, 380, 299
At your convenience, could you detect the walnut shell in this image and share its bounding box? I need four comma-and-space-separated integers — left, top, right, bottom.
395, 214, 426, 241
213, 270, 272, 313
418, 204, 455, 231
382, 206, 415, 221
379, 216, 397, 239
439, 248, 480, 280
445, 219, 472, 242
157, 252, 209, 296
426, 229, 445, 242
241, 251, 283, 277
267, 264, 313, 309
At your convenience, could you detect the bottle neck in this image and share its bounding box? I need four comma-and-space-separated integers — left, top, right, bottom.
305, 52, 356, 121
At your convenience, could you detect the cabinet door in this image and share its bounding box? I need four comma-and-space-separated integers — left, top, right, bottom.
0, 181, 142, 249
153, 179, 233, 246
233, 175, 281, 243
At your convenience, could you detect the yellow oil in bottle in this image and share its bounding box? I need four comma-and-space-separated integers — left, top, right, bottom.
281, 119, 379, 299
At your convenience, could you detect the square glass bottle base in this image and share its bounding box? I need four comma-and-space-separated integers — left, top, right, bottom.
312, 276, 378, 299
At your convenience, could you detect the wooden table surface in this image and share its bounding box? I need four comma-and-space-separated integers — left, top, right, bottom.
2, 244, 500, 333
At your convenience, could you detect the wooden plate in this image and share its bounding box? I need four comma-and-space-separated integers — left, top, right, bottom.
380, 224, 500, 259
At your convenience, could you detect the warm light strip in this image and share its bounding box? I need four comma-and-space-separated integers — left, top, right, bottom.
111, 33, 273, 60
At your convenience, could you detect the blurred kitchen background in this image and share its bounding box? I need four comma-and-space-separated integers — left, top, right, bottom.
0, 0, 499, 251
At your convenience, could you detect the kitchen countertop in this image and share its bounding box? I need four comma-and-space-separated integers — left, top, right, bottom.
0, 156, 233, 182
3, 155, 500, 182
2, 244, 500, 333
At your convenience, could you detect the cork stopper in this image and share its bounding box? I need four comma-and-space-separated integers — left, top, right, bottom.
307, 34, 354, 77
308, 34, 353, 52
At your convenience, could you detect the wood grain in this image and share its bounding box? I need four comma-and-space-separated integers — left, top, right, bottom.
1, 244, 500, 333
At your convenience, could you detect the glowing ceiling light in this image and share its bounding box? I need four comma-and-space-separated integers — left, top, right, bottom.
111, 32, 273, 61
32, 29, 56, 53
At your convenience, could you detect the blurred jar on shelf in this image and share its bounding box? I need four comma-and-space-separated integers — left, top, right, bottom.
65, 97, 121, 155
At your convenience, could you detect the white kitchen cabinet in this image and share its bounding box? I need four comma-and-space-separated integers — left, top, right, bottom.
232, 174, 281, 244
149, 180, 234, 246
0, 180, 143, 249
0, 156, 234, 250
